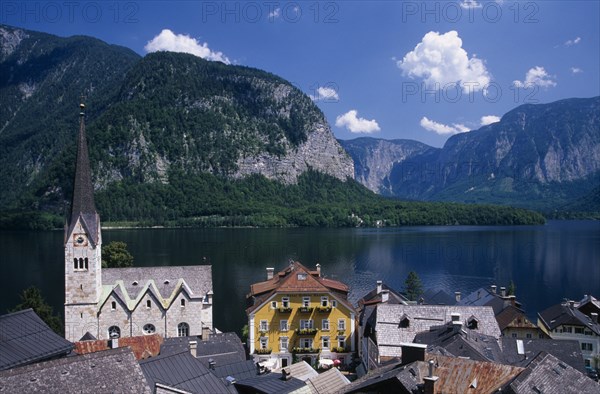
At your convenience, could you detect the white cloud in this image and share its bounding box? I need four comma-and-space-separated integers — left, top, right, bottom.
335, 110, 380, 134
420, 116, 469, 135
461, 0, 482, 9
480, 115, 500, 126
513, 66, 556, 88
145, 29, 230, 64
570, 67, 583, 74
268, 8, 281, 19
564, 37, 581, 46
397, 30, 490, 92
311, 87, 339, 102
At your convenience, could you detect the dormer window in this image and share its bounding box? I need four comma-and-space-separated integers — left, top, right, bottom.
298, 273, 307, 280
132, 281, 138, 286
467, 316, 479, 330
399, 315, 410, 328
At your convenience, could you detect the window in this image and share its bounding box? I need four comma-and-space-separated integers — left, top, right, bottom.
111, 301, 116, 311
539, 334, 544, 339
299, 338, 313, 348
575, 327, 584, 334
260, 320, 268, 332
181, 299, 186, 307
178, 322, 189, 337
332, 300, 337, 308
146, 300, 151, 309
322, 336, 330, 349
338, 336, 346, 349
280, 337, 288, 351
301, 320, 314, 329
143, 324, 156, 335
302, 297, 310, 307
467, 317, 478, 330
581, 343, 593, 351
84, 257, 88, 270
280, 320, 288, 331
399, 316, 410, 328
321, 297, 329, 307
526, 333, 532, 339
73, 258, 77, 270
282, 297, 290, 308
297, 273, 307, 280
260, 337, 268, 350
322, 319, 330, 331
512, 333, 518, 338
564, 326, 572, 333
108, 326, 121, 339
271, 301, 277, 309
338, 319, 346, 331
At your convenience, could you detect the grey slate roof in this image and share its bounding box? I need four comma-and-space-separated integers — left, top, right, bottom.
0, 309, 73, 371
0, 347, 150, 393
506, 352, 600, 394
357, 283, 408, 307
139, 348, 230, 394
374, 304, 501, 358
234, 372, 307, 394
161, 332, 247, 367
306, 367, 350, 394
538, 302, 600, 335
457, 287, 508, 315
276, 361, 318, 382
501, 338, 587, 374
422, 288, 457, 305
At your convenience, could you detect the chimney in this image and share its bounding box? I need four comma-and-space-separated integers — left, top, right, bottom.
381, 289, 389, 303
400, 343, 427, 364
455, 291, 461, 302
190, 341, 198, 357
569, 300, 575, 308
490, 285, 497, 294
500, 287, 506, 297
376, 280, 383, 294
281, 368, 292, 381
452, 320, 463, 332
316, 264, 321, 277
591, 313, 599, 324
423, 360, 439, 394
451, 313, 461, 322
266, 267, 274, 280
208, 358, 216, 370
504, 295, 516, 308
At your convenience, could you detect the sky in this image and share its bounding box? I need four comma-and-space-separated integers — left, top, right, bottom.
2, 0, 599, 147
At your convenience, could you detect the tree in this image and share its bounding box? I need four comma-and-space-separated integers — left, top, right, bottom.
404, 271, 424, 302
241, 324, 249, 344
102, 241, 134, 268
11, 286, 63, 335
507, 280, 516, 296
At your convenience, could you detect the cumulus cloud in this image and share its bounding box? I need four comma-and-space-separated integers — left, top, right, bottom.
480, 115, 500, 126
420, 116, 469, 135
335, 110, 380, 133
461, 0, 482, 9
145, 29, 230, 64
570, 67, 583, 74
513, 66, 556, 88
397, 30, 490, 92
311, 87, 339, 102
564, 37, 581, 46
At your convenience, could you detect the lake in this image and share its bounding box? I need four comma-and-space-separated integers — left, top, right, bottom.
1, 220, 599, 335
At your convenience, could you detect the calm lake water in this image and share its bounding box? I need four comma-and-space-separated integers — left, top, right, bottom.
1, 220, 599, 335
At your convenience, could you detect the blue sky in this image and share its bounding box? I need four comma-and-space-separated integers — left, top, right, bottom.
3, 1, 599, 147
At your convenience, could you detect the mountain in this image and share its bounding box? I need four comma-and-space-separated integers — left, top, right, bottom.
338, 138, 432, 195
343, 97, 600, 211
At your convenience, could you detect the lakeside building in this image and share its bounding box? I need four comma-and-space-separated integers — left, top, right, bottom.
64, 104, 213, 342
245, 262, 356, 369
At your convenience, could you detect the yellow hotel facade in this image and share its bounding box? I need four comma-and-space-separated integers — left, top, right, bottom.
246, 262, 356, 369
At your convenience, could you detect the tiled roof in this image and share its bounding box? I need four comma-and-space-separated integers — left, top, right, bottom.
495, 305, 537, 331
506, 352, 600, 394
374, 304, 501, 358
538, 302, 600, 335
74, 333, 163, 360
234, 371, 307, 394
139, 349, 230, 394
0, 347, 150, 393
501, 338, 587, 374
306, 367, 350, 394
0, 309, 73, 371
101, 265, 212, 312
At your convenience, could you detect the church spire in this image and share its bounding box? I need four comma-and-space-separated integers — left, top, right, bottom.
66, 102, 100, 244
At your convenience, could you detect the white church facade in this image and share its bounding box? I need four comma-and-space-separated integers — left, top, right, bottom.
64, 104, 213, 342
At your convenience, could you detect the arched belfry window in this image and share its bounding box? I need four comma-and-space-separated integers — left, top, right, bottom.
178, 322, 190, 337
108, 326, 121, 339
84, 257, 88, 270
74, 258, 78, 270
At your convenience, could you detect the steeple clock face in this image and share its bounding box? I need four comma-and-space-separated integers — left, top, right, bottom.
74, 234, 88, 247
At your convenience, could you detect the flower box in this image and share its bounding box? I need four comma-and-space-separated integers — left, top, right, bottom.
277, 307, 293, 313
316, 306, 332, 313
332, 347, 348, 353
254, 348, 272, 354
292, 347, 319, 354
298, 307, 314, 313
295, 328, 317, 335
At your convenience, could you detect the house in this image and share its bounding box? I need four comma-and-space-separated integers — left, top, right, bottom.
233, 371, 307, 394
505, 351, 600, 394
0, 309, 73, 371
356, 280, 409, 310
246, 262, 356, 369
360, 303, 500, 370
577, 294, 600, 317
73, 333, 163, 360
501, 337, 587, 373
0, 347, 151, 393
64, 103, 213, 342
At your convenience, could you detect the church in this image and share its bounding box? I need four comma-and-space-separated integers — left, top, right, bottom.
64, 103, 214, 342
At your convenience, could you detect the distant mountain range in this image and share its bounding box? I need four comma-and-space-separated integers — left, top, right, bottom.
341, 97, 600, 213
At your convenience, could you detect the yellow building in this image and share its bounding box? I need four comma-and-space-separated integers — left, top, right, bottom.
246, 262, 356, 369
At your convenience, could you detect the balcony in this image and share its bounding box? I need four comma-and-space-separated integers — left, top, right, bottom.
277, 307, 293, 313
254, 348, 272, 354
332, 346, 349, 353
316, 306, 332, 313
292, 347, 319, 354
298, 307, 314, 313
295, 328, 317, 335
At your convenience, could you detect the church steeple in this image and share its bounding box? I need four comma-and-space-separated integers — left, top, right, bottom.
66, 102, 100, 245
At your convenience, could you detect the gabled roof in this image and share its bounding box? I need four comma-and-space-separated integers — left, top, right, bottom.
577, 294, 600, 315
506, 352, 600, 394
422, 288, 458, 306
457, 287, 511, 315
275, 361, 318, 382
357, 283, 408, 308
233, 371, 307, 394
306, 367, 350, 394
161, 332, 247, 367
538, 302, 600, 335
0, 347, 150, 393
74, 333, 163, 360
0, 309, 73, 371
495, 305, 538, 331
139, 348, 230, 394
501, 338, 586, 374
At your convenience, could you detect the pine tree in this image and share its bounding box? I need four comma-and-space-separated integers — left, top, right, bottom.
404, 271, 424, 301
11, 286, 63, 335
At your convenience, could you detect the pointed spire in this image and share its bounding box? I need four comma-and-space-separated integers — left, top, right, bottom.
66, 102, 99, 244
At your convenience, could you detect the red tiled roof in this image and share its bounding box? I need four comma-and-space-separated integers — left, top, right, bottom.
74, 334, 163, 360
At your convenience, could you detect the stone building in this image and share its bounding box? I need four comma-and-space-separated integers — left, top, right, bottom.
64, 104, 213, 342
